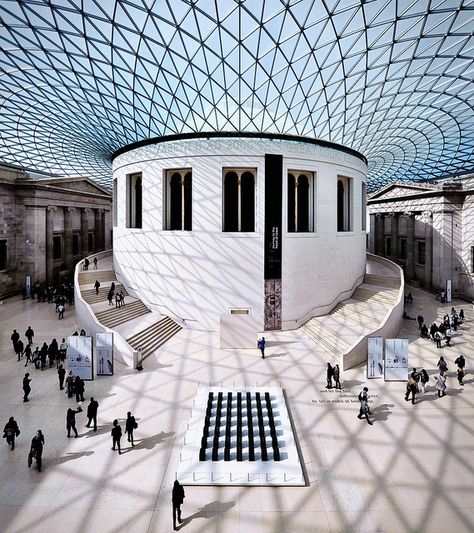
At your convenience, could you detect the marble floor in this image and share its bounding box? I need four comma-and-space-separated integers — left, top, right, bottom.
0, 285, 473, 533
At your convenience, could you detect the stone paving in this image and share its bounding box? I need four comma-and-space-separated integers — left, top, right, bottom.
0, 284, 473, 533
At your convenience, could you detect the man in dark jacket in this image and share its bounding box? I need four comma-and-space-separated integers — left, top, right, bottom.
66, 407, 81, 438
125, 411, 137, 446
25, 326, 34, 345
28, 430, 44, 471
85, 397, 99, 431
74, 376, 85, 402
57, 365, 66, 390
172, 480, 185, 530
326, 362, 333, 388
10, 329, 20, 351
22, 373, 31, 402
94, 279, 100, 295
3, 417, 20, 450
111, 419, 122, 454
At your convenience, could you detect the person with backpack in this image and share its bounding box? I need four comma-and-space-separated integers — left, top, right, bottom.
3, 417, 20, 451
405, 377, 418, 404
419, 368, 429, 393
434, 330, 443, 349
437, 356, 448, 373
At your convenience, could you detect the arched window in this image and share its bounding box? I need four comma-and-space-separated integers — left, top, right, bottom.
126, 173, 142, 228
337, 176, 352, 232
223, 169, 255, 232
287, 171, 314, 232
165, 169, 192, 230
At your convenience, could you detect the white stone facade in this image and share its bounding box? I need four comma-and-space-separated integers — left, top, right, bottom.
112, 137, 367, 331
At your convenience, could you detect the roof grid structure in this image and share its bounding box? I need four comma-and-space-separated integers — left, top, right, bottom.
0, 0, 472, 191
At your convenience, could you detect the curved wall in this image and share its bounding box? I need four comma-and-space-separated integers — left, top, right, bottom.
112, 137, 367, 331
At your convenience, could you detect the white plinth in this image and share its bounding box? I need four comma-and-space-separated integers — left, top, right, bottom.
176, 386, 305, 486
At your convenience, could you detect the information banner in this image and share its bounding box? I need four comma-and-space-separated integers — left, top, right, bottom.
96, 332, 113, 375
367, 337, 384, 379
384, 338, 409, 381
67, 336, 93, 380
446, 280, 452, 303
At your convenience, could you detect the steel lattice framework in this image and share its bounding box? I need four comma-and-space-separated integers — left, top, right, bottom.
0, 0, 473, 190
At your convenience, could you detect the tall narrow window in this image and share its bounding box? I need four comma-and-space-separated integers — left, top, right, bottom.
385, 236, 392, 256
164, 169, 192, 230
126, 173, 142, 228
400, 238, 407, 260
223, 169, 255, 232
113, 178, 118, 227
287, 171, 314, 232
361, 182, 367, 231
53, 235, 62, 260
337, 176, 353, 231
0, 239, 7, 270
72, 234, 79, 256
470, 246, 474, 273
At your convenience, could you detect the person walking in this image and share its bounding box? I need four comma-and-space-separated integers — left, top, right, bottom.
445, 326, 453, 347
59, 338, 68, 363
15, 339, 24, 362
172, 480, 185, 530
10, 329, 20, 351
28, 430, 44, 471
417, 314, 424, 330
25, 326, 34, 345
111, 419, 122, 454
258, 337, 266, 359
419, 368, 429, 393
435, 372, 447, 398
326, 362, 334, 389
24, 344, 32, 366
57, 303, 65, 319
333, 364, 341, 389
66, 406, 81, 438
420, 323, 429, 338
437, 356, 448, 373
456, 366, 464, 386
94, 279, 100, 295
22, 373, 31, 402
125, 411, 137, 446
93, 257, 98, 270
66, 371, 75, 398
357, 387, 373, 425
405, 377, 418, 404
57, 365, 66, 390
85, 397, 99, 431
454, 354, 466, 372
434, 330, 443, 349
74, 376, 85, 403
3, 417, 20, 451
459, 309, 465, 322
107, 289, 114, 305
119, 290, 125, 307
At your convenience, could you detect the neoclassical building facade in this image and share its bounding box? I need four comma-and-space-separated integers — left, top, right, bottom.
368, 176, 474, 300
0, 165, 112, 297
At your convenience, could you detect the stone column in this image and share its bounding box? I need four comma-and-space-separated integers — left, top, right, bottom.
404, 213, 415, 280
376, 213, 385, 256
94, 209, 104, 252
390, 213, 399, 259
103, 209, 112, 250
45, 206, 56, 283
64, 207, 75, 272
80, 208, 90, 258
423, 211, 433, 289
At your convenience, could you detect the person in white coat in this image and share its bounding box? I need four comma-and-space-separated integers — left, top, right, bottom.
435, 372, 447, 398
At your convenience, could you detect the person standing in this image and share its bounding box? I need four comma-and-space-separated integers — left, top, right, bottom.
22, 373, 31, 402
258, 337, 266, 359
24, 344, 32, 366
405, 377, 417, 404
66, 407, 81, 438
417, 314, 424, 330
28, 430, 45, 471
3, 417, 20, 451
107, 289, 114, 306
15, 339, 24, 362
419, 368, 429, 393
119, 290, 125, 307
57, 365, 66, 390
93, 257, 98, 270
59, 338, 68, 362
125, 412, 137, 446
111, 419, 122, 454
66, 371, 75, 398
172, 480, 185, 530
85, 397, 99, 431
94, 280, 100, 295
57, 303, 65, 319
74, 376, 85, 403
454, 354, 466, 372
459, 309, 465, 322
437, 356, 448, 373
25, 326, 34, 345
435, 372, 447, 398
357, 387, 373, 425
445, 326, 452, 347
10, 329, 20, 351
333, 364, 341, 389
434, 330, 443, 349
326, 363, 334, 388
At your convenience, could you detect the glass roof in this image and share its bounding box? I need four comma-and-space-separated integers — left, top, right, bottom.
0, 0, 473, 191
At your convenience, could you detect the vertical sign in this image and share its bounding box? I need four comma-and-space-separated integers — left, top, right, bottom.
67, 336, 93, 380
264, 154, 283, 330
96, 332, 114, 375
384, 338, 409, 381
367, 337, 384, 378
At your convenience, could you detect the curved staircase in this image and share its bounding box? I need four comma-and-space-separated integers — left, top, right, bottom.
76, 253, 182, 364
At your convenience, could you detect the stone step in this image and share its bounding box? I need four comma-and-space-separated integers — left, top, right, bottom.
95, 300, 151, 328
126, 316, 182, 360
78, 270, 117, 285
363, 273, 400, 289
352, 286, 399, 305
82, 285, 128, 305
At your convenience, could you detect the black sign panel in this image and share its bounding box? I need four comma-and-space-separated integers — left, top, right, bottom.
264, 154, 282, 279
